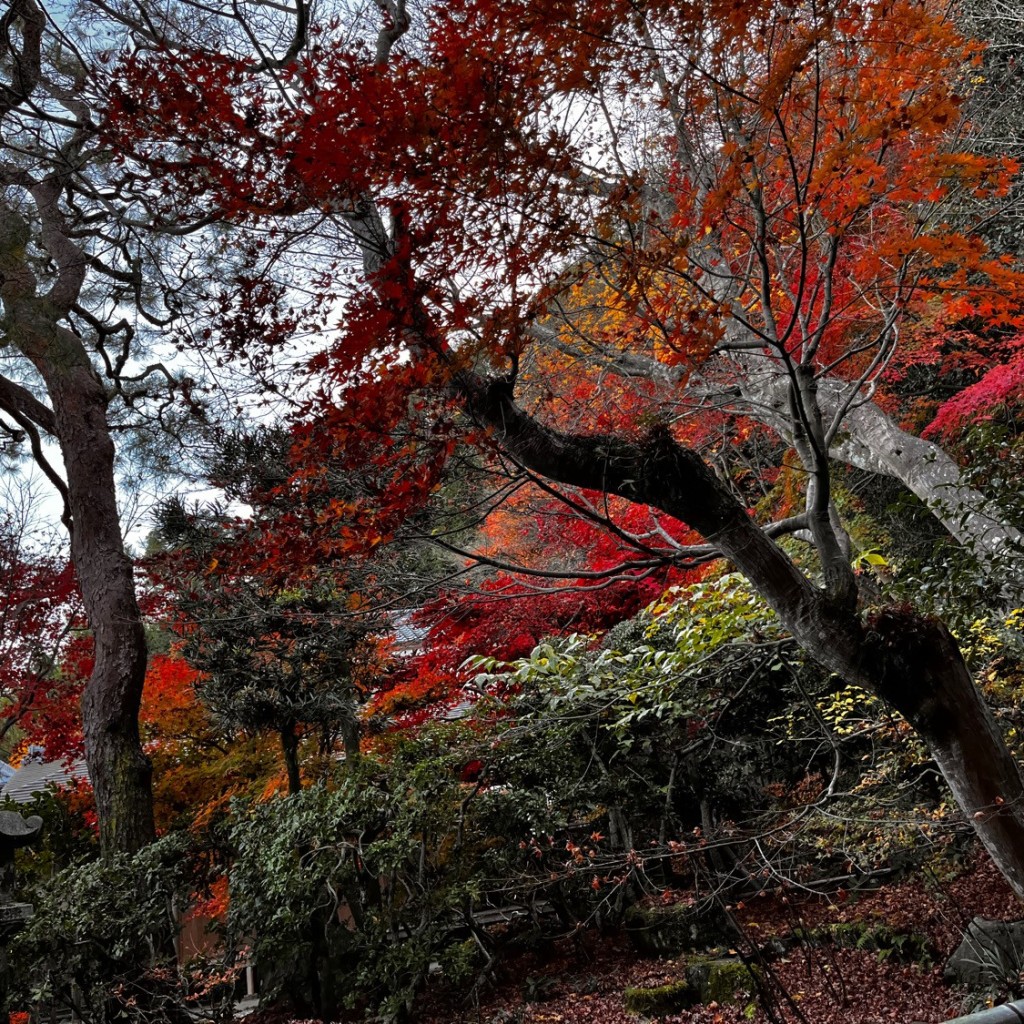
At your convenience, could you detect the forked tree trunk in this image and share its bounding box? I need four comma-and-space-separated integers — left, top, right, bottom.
733, 362, 1024, 563
465, 378, 1024, 901
343, 193, 1024, 898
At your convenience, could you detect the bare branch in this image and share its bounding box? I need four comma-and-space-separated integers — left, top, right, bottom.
0, 372, 56, 434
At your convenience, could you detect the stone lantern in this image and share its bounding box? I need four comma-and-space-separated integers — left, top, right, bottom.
0, 809, 43, 1016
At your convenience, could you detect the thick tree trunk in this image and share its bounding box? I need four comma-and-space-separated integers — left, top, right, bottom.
0, 194, 155, 858
866, 608, 1024, 897
49, 365, 154, 857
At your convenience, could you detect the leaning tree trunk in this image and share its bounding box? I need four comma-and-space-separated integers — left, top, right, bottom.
339, 190, 1024, 899
866, 607, 1024, 897
48, 362, 155, 857
465, 378, 1024, 900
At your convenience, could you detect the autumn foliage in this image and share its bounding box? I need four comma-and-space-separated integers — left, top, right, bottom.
13, 0, 1024, 1020
0, 515, 79, 753
94, 0, 1024, 577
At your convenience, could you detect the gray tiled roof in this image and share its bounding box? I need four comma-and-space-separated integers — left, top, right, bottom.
390, 610, 430, 654
1, 758, 89, 804
440, 698, 475, 721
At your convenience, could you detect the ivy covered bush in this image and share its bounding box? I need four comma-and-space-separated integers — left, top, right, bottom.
6, 833, 217, 1024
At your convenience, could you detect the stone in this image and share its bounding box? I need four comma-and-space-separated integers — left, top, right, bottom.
0, 810, 43, 839
0, 809, 42, 904
0, 810, 42, 1018
0, 903, 33, 927
684, 956, 762, 1006
623, 958, 762, 1016
943, 917, 1024, 991
624, 899, 737, 956
623, 979, 694, 1015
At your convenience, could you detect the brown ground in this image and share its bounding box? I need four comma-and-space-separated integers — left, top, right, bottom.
251, 852, 1021, 1023
415, 853, 1018, 1024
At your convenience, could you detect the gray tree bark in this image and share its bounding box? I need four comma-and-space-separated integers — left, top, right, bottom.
732, 358, 1024, 561
464, 376, 1024, 901
0, 46, 155, 854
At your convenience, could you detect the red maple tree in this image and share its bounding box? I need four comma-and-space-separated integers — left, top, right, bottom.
101, 0, 1024, 897
0, 509, 80, 758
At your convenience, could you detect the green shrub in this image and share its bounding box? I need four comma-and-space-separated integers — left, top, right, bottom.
5, 833, 221, 1024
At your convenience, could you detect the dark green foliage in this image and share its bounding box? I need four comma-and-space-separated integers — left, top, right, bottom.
222, 728, 609, 1021
1, 790, 98, 886
5, 834, 210, 1024
8, 572, 978, 1024
794, 922, 934, 966
153, 496, 377, 784
472, 576, 841, 866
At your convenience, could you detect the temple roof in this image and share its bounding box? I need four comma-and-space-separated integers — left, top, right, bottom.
0, 757, 89, 804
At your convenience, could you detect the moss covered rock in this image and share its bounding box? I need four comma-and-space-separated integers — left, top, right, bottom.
685, 956, 762, 1005
623, 979, 694, 1015
624, 899, 736, 956
623, 958, 761, 1016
